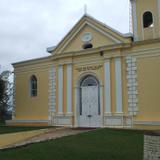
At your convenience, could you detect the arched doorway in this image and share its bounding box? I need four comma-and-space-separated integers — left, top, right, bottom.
78, 75, 101, 127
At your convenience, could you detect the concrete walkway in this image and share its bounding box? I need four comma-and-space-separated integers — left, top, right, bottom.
0, 128, 49, 149
0, 128, 92, 150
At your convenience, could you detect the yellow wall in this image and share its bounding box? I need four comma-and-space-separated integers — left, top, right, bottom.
135, 0, 160, 40
136, 56, 160, 121
13, 43, 160, 129
15, 63, 50, 120
12, 12, 160, 129
64, 25, 116, 53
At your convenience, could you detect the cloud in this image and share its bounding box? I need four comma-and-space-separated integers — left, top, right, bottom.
0, 0, 129, 71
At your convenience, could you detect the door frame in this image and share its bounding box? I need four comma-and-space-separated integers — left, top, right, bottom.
74, 72, 103, 127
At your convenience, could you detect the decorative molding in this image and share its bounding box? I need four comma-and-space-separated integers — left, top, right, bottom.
67, 64, 72, 114
6, 120, 49, 123
104, 116, 123, 126
75, 61, 103, 68
126, 47, 160, 59
115, 58, 123, 113
126, 56, 138, 116
85, 22, 122, 43
12, 74, 16, 120
58, 65, 63, 114
104, 115, 132, 128
54, 115, 73, 126
48, 65, 56, 125
58, 20, 123, 53
76, 65, 103, 72
104, 59, 111, 113
12, 56, 51, 67
134, 121, 160, 126
14, 64, 52, 74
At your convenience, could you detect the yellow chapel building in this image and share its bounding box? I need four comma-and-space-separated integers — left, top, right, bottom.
8, 0, 160, 129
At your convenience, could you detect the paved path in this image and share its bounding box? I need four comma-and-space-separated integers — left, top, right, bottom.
0, 128, 92, 150
0, 128, 49, 149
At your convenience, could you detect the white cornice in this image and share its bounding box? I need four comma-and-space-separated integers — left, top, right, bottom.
51, 43, 131, 60
12, 56, 51, 68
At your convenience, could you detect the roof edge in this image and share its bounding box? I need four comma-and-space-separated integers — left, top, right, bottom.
46, 14, 133, 53
12, 56, 51, 67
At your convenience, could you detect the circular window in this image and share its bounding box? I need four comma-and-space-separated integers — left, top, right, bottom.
81, 32, 93, 42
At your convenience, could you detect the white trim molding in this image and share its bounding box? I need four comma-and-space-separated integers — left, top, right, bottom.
126, 56, 138, 116
104, 115, 123, 127
130, 0, 138, 41
158, 0, 160, 37
115, 57, 123, 114
54, 114, 73, 127
134, 121, 160, 126
74, 87, 79, 127
104, 59, 111, 114
6, 119, 49, 124
58, 65, 63, 114
67, 64, 72, 114
103, 115, 133, 128
100, 85, 104, 127
48, 65, 56, 125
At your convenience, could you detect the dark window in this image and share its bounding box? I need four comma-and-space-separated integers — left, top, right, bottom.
30, 75, 37, 97
83, 43, 93, 49
81, 76, 98, 87
143, 11, 153, 28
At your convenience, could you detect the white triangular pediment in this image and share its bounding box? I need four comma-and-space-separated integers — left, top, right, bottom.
49, 15, 131, 54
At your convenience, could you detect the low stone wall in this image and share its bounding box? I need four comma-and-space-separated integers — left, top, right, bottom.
144, 132, 160, 160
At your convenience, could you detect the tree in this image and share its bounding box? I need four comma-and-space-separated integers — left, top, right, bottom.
0, 78, 5, 102
0, 78, 5, 105
0, 77, 6, 123
0, 71, 13, 123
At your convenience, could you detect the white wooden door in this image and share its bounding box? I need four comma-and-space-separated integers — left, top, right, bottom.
79, 86, 101, 127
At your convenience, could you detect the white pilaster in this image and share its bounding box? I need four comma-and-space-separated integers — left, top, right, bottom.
158, 0, 160, 36
74, 87, 79, 127
131, 0, 138, 41
104, 59, 111, 114
126, 56, 138, 116
100, 85, 104, 127
58, 65, 63, 114
67, 64, 72, 114
115, 57, 123, 114
48, 65, 56, 125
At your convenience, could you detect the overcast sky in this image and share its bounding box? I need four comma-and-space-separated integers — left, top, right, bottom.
0, 0, 130, 71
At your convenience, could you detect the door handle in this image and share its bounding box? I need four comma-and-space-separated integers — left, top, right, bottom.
87, 115, 92, 118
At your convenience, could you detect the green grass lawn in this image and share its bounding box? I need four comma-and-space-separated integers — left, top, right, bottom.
0, 128, 144, 160
0, 126, 51, 134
